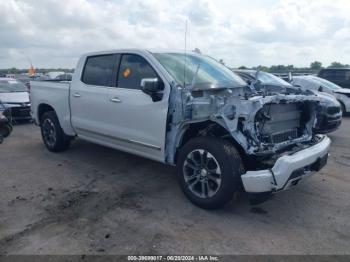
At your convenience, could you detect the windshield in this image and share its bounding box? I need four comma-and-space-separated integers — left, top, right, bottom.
310, 77, 341, 90
153, 53, 246, 90
257, 72, 292, 87
0, 80, 28, 93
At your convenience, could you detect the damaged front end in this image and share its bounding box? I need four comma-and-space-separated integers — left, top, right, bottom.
166, 82, 322, 169
222, 92, 320, 156
164, 82, 331, 199
153, 52, 331, 206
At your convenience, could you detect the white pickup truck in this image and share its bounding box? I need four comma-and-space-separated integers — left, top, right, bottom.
31, 49, 331, 209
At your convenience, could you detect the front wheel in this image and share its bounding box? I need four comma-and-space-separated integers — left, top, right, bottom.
177, 137, 245, 210
41, 111, 71, 152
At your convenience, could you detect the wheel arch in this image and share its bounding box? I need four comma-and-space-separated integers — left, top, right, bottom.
174, 121, 246, 164
36, 103, 76, 136
37, 103, 56, 125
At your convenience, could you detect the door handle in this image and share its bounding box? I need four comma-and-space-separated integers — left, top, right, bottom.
110, 97, 122, 103
73, 92, 81, 98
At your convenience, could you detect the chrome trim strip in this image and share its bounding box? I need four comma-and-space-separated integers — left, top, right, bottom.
76, 127, 161, 151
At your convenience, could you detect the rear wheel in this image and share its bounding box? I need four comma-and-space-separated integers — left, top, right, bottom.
41, 111, 71, 152
177, 137, 244, 210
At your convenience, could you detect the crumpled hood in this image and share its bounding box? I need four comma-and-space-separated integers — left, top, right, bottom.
0, 92, 30, 104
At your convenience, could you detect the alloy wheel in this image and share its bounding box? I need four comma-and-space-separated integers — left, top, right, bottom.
183, 149, 222, 199
42, 118, 57, 148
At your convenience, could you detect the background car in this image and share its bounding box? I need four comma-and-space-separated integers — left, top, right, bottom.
49, 73, 73, 81
234, 70, 342, 134
0, 78, 31, 123
318, 68, 350, 89
291, 75, 350, 115
0, 101, 13, 143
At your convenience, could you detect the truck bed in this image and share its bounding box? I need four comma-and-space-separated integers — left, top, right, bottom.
30, 81, 75, 136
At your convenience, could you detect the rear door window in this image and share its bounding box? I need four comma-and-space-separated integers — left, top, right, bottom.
82, 55, 116, 87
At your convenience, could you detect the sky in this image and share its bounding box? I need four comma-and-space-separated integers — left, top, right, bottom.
0, 0, 349, 69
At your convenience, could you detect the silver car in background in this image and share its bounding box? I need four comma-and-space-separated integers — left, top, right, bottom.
292, 75, 350, 115
234, 70, 342, 134
0, 78, 31, 122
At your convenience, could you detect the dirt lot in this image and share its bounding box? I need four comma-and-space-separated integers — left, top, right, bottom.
0, 119, 350, 255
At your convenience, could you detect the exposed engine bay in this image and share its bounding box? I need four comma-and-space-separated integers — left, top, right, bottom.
165, 82, 321, 167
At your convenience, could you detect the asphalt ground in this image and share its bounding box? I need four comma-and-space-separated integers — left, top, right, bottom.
0, 119, 349, 255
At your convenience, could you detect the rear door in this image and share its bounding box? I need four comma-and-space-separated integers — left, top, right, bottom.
106, 53, 168, 161
70, 54, 118, 139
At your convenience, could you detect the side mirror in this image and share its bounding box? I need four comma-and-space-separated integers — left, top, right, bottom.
318, 86, 323, 92
140, 78, 163, 102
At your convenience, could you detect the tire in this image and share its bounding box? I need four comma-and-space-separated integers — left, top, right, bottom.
0, 123, 12, 138
40, 111, 71, 152
177, 137, 245, 210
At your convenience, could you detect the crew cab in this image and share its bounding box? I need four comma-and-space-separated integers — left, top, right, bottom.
30, 49, 331, 209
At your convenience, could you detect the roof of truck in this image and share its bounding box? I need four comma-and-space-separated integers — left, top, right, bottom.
82, 49, 197, 57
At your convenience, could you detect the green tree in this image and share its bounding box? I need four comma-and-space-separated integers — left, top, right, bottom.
8, 67, 20, 74
310, 61, 322, 70
328, 62, 350, 68
255, 65, 269, 72
269, 65, 287, 72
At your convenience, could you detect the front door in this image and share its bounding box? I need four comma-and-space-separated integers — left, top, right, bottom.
107, 54, 169, 161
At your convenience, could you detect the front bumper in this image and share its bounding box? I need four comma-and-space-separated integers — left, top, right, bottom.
6, 105, 32, 121
241, 135, 331, 193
